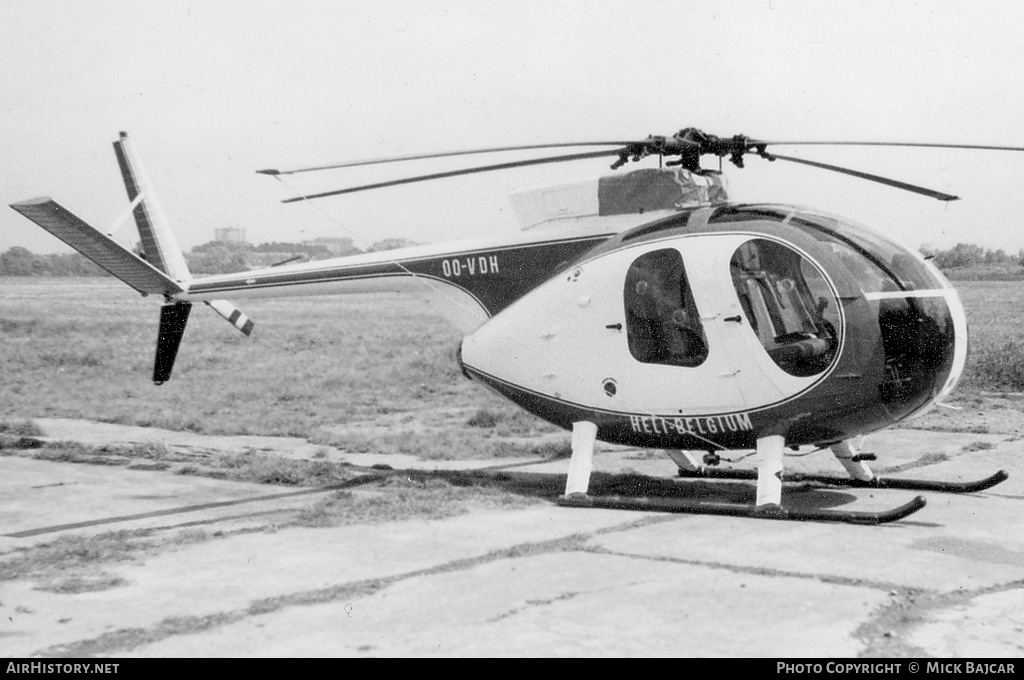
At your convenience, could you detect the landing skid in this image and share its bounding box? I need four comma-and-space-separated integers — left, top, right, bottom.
558, 424, 1011, 525
558, 493, 927, 525
676, 468, 1009, 494
559, 423, 933, 525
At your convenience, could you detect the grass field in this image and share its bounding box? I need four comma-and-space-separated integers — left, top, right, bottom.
953, 280, 1024, 392
1, 277, 1022, 449
0, 277, 559, 457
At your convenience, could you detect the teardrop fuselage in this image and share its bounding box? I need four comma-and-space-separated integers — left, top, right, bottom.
458, 204, 966, 450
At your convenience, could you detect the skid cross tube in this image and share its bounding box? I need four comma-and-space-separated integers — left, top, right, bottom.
675, 467, 1009, 494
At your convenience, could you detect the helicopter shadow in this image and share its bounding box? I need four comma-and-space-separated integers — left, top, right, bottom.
368, 464, 883, 515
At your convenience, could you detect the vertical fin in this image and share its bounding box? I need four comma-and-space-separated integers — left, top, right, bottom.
113, 132, 254, 343
113, 132, 191, 282
154, 303, 192, 385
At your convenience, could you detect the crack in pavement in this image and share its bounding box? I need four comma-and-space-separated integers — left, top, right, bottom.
35, 522, 625, 656
585, 545, 916, 593
585, 544, 1024, 658
855, 578, 1024, 658
42, 504, 996, 658
25, 512, 1024, 657
486, 590, 582, 623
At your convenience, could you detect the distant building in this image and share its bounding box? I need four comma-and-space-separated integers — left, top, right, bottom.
306, 236, 358, 255
215, 227, 247, 243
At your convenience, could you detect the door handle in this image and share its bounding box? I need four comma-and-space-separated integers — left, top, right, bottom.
724, 315, 743, 324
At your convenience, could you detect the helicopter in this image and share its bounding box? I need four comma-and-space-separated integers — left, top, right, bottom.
9, 128, 1020, 524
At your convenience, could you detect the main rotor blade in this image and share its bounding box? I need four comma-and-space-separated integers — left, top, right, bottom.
280, 148, 624, 203
768, 153, 959, 201
259, 141, 635, 176
754, 140, 1024, 153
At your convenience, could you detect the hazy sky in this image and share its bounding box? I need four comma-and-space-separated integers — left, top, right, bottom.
3, 0, 1024, 255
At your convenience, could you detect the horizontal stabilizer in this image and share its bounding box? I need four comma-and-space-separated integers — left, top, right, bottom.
9, 197, 184, 297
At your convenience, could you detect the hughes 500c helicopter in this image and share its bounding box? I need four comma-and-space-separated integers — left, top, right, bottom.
10, 128, 1019, 524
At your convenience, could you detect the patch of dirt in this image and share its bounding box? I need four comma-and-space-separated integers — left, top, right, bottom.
905, 393, 1024, 439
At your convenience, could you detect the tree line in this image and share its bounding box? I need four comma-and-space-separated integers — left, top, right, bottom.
921, 243, 1022, 270
0, 237, 417, 277
2, 240, 1022, 277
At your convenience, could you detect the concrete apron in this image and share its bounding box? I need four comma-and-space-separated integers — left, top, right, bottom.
0, 422, 1021, 657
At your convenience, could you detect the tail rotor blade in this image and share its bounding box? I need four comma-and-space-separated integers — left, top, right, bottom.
205, 299, 255, 336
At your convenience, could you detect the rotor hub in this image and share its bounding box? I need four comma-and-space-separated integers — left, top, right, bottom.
612, 128, 776, 173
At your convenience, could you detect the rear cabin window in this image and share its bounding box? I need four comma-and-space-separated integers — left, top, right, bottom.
624, 248, 708, 367
730, 239, 841, 377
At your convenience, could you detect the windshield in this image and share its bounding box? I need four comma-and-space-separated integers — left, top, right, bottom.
787, 211, 939, 293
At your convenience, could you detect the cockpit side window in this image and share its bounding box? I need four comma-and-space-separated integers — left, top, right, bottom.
730, 239, 841, 377
624, 248, 708, 368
